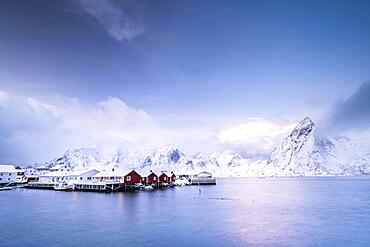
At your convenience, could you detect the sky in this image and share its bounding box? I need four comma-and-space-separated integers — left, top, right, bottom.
1, 0, 370, 164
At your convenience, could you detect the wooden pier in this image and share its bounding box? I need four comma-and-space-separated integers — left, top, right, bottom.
190, 177, 217, 185
22, 170, 217, 192
73, 182, 138, 192
24, 182, 167, 192
24, 182, 56, 190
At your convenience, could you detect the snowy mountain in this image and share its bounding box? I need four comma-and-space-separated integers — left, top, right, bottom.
264, 117, 370, 176
39, 117, 370, 177
265, 117, 333, 176
41, 145, 255, 176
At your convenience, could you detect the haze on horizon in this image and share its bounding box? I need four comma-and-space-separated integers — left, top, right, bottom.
1, 0, 370, 164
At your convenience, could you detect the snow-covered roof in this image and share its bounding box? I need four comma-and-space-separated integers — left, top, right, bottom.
39, 171, 69, 177
146, 171, 158, 177
35, 166, 48, 170
158, 171, 172, 177
40, 169, 98, 177
135, 169, 158, 177
93, 170, 127, 178
161, 171, 175, 176
198, 171, 212, 177
0, 165, 16, 173
50, 164, 67, 170
126, 169, 142, 175
68, 169, 99, 176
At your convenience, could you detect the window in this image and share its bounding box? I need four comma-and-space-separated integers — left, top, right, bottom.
153, 177, 156, 181
87, 177, 91, 180
126, 176, 131, 181
0, 173, 3, 176
164, 177, 167, 181
80, 177, 83, 180
0, 178, 2, 181
9, 173, 11, 176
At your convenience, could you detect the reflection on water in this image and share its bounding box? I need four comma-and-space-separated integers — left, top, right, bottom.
1, 178, 370, 247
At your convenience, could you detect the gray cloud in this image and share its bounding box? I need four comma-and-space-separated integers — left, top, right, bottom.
75, 0, 144, 41
328, 80, 370, 130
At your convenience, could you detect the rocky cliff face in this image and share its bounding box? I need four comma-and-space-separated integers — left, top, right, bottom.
265, 117, 370, 176
266, 117, 329, 176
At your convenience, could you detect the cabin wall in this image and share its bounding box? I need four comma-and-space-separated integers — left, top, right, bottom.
38, 176, 52, 183
94, 176, 124, 182
124, 171, 141, 184
77, 170, 99, 182
0, 172, 16, 184
147, 174, 158, 184
159, 174, 169, 183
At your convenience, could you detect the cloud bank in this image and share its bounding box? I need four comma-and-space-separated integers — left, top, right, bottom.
0, 90, 295, 164
0, 91, 162, 164
75, 0, 144, 41
328, 80, 370, 130
217, 118, 295, 157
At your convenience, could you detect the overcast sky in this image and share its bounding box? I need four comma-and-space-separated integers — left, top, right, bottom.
1, 0, 370, 164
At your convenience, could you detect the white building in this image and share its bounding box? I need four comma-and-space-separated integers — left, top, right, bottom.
0, 165, 17, 185
93, 169, 127, 183
25, 167, 38, 176
67, 169, 99, 183
38, 171, 69, 183
38, 169, 99, 184
25, 166, 50, 176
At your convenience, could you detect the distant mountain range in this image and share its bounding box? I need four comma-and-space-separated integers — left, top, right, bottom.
37, 117, 370, 177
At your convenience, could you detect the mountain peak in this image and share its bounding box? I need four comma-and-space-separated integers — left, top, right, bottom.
289, 117, 315, 141
298, 117, 315, 127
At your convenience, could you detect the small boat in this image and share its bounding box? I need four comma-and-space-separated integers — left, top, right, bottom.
53, 182, 75, 191
0, 187, 13, 191
190, 171, 216, 185
143, 185, 154, 191
174, 178, 191, 186
133, 183, 144, 189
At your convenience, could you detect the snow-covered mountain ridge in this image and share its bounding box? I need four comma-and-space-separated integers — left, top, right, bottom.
265, 117, 370, 176
40, 117, 370, 177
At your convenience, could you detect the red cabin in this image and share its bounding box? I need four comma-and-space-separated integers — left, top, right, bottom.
169, 173, 176, 182
147, 172, 158, 184
141, 171, 158, 185
159, 172, 169, 183
124, 170, 142, 184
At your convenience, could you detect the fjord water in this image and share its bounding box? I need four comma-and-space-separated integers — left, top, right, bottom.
1, 178, 370, 247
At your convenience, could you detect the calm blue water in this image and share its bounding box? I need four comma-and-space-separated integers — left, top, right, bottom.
1, 178, 370, 247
